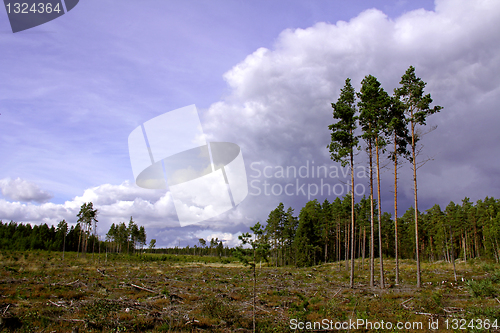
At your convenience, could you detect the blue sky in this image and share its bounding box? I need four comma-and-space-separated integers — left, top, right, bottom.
1, 0, 499, 247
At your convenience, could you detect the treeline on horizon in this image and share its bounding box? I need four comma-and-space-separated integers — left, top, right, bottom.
2, 195, 500, 264
0, 201, 236, 257
0, 217, 244, 258
0, 202, 150, 255
259, 195, 500, 268
0, 218, 147, 254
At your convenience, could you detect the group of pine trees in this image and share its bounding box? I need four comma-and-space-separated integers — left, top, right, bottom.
106, 217, 146, 254
326, 66, 441, 287
239, 66, 499, 289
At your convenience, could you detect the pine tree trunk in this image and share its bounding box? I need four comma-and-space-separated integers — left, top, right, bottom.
411, 114, 422, 288
283, 240, 286, 266
92, 221, 96, 261
430, 236, 434, 262
252, 250, 256, 333
77, 226, 82, 258
369, 139, 375, 287
84, 223, 90, 256
444, 235, 450, 263
465, 231, 471, 261
83, 226, 87, 256
394, 135, 400, 285
362, 227, 366, 270
350, 148, 355, 288
463, 234, 467, 262
337, 222, 341, 271
375, 138, 385, 289
474, 224, 479, 258
482, 226, 487, 256
450, 226, 457, 282
274, 228, 277, 267
358, 226, 362, 270
345, 220, 349, 271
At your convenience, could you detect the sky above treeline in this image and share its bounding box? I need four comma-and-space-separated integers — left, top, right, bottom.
1, 0, 499, 248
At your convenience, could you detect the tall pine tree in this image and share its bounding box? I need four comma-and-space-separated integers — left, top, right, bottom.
358, 74, 391, 288
328, 78, 359, 288
385, 96, 410, 285
394, 66, 442, 288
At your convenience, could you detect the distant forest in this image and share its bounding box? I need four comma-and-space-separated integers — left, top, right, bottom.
0, 202, 232, 257
0, 217, 233, 257
0, 202, 148, 255
0, 217, 146, 254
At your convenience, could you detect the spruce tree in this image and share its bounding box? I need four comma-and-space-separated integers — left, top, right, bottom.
295, 200, 322, 267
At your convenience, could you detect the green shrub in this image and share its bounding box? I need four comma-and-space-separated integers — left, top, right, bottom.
489, 270, 500, 283
467, 279, 498, 298
83, 299, 120, 328
481, 262, 496, 272
201, 296, 240, 325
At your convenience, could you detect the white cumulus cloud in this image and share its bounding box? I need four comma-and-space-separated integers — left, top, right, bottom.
0, 177, 53, 203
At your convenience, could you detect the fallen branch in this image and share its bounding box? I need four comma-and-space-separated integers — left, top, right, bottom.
400, 297, 414, 309
130, 283, 157, 294
48, 300, 67, 308
400, 297, 414, 305
415, 312, 435, 316
443, 307, 463, 313
60, 318, 86, 323
148, 294, 165, 300
164, 278, 189, 284
3, 304, 9, 315
415, 312, 447, 317
333, 288, 342, 297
